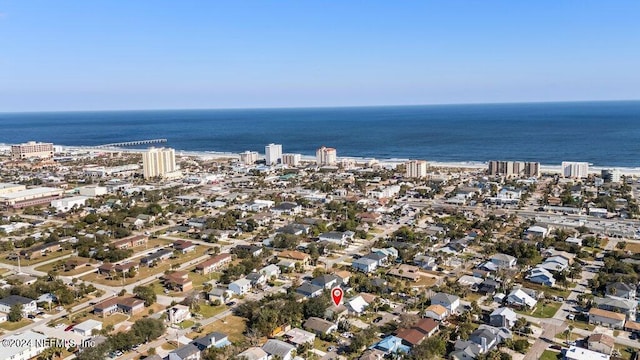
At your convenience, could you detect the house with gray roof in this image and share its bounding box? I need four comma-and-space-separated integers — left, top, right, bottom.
168, 343, 201, 360
262, 339, 296, 360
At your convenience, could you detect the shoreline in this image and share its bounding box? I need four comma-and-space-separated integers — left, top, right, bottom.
3, 143, 640, 176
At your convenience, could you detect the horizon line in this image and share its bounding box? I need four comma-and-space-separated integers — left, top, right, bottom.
1, 98, 639, 115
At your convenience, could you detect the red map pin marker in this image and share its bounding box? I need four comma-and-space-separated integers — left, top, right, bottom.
331, 287, 344, 306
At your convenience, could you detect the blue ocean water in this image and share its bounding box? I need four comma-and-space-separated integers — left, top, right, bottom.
1, 101, 639, 167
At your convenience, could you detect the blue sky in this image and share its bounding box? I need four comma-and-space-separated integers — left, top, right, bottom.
1, 1, 639, 111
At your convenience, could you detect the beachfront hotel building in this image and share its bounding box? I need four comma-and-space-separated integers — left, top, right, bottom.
282, 153, 301, 167
142, 147, 177, 178
562, 161, 589, 179
405, 160, 428, 178
239, 151, 259, 165
488, 160, 540, 178
316, 146, 337, 166
265, 143, 283, 165
602, 169, 621, 183
11, 141, 54, 160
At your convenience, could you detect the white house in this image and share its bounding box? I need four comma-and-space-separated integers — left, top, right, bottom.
430, 293, 460, 314
0, 331, 48, 360
259, 264, 281, 279
318, 231, 354, 246
0, 295, 37, 315
490, 253, 517, 269
168, 304, 192, 324
506, 289, 537, 308
73, 319, 103, 337
525, 225, 549, 238
229, 278, 252, 296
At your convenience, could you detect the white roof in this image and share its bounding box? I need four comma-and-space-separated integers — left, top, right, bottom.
0, 330, 47, 359
347, 295, 369, 313
231, 278, 252, 287
74, 319, 102, 332
565, 345, 610, 360
0, 187, 63, 200
508, 289, 537, 307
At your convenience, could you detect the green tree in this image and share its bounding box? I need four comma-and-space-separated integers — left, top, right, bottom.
8, 303, 23, 322
133, 285, 157, 307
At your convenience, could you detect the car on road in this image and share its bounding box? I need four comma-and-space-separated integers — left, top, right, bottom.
373, 316, 383, 324
226, 301, 237, 306
64, 324, 76, 331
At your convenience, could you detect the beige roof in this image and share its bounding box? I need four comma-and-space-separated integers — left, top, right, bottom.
588, 333, 615, 348
625, 321, 640, 331
425, 304, 448, 316
589, 307, 626, 321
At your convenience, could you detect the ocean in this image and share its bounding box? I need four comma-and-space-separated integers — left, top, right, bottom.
1, 101, 639, 167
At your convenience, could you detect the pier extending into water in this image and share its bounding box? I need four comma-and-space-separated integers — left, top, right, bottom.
95, 139, 167, 148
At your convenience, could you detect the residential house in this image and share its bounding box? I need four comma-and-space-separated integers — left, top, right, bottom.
414, 255, 438, 271
237, 347, 269, 360
191, 332, 231, 350
0, 330, 48, 360
19, 241, 62, 260
525, 225, 549, 238
352, 257, 378, 273
490, 253, 517, 269
346, 295, 370, 315
270, 202, 302, 216
490, 307, 517, 328
311, 274, 341, 289
451, 325, 512, 360
478, 279, 500, 295
241, 199, 275, 212
98, 262, 139, 278
397, 318, 439, 347
276, 223, 310, 236
163, 271, 194, 292
93, 296, 145, 317
423, 304, 448, 321
430, 292, 460, 314
593, 296, 637, 320
259, 264, 281, 279
588, 333, 615, 356
371, 335, 410, 355
229, 278, 252, 295
140, 248, 173, 266
246, 272, 267, 287
72, 319, 102, 337
168, 343, 201, 360
278, 250, 310, 267
303, 317, 338, 335
195, 253, 232, 275
234, 245, 263, 257
168, 304, 192, 324
319, 231, 354, 246
536, 256, 569, 272
123, 217, 145, 229
0, 295, 37, 315
173, 240, 196, 254
527, 267, 556, 287
296, 282, 324, 298
333, 270, 351, 285
589, 308, 626, 329
284, 328, 316, 346
506, 289, 537, 308
208, 288, 233, 305
565, 346, 610, 360
261, 339, 296, 360
606, 282, 636, 300
111, 235, 148, 250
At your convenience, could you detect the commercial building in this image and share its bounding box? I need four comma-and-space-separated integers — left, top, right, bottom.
282, 153, 301, 167
405, 160, 428, 178
78, 185, 108, 197
142, 147, 178, 178
50, 196, 89, 212
488, 160, 540, 178
0, 187, 64, 209
316, 146, 337, 166
11, 141, 54, 160
83, 164, 140, 177
265, 143, 282, 165
0, 183, 27, 196
562, 161, 589, 178
239, 151, 259, 165
602, 169, 621, 183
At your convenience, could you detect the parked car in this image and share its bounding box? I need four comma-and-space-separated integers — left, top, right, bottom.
64, 324, 76, 331
567, 314, 575, 320
373, 316, 383, 324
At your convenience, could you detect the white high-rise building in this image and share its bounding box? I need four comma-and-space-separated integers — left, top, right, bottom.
405, 160, 428, 178
316, 146, 337, 166
142, 147, 177, 178
265, 143, 283, 165
239, 151, 259, 165
562, 161, 589, 179
282, 153, 301, 167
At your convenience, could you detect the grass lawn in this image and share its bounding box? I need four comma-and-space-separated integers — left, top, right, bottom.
313, 338, 333, 352
0, 319, 31, 331
189, 315, 246, 342
77, 313, 129, 329
80, 246, 208, 286
624, 242, 640, 253
130, 303, 165, 322
571, 319, 596, 331
540, 350, 562, 360
0, 249, 73, 266
517, 302, 562, 318
521, 281, 571, 298
161, 342, 178, 351
414, 276, 438, 287
600, 238, 609, 248
464, 293, 483, 302
195, 304, 227, 319
187, 271, 219, 290
35, 257, 97, 275
615, 345, 636, 360
178, 319, 195, 329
